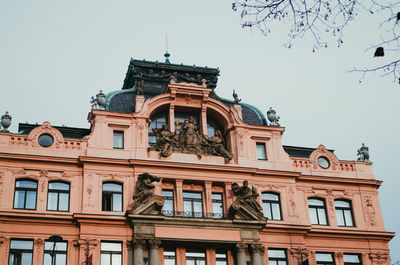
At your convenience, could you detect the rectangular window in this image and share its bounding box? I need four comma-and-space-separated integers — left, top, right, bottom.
343, 254, 362, 265
183, 191, 203, 218
47, 182, 70, 212
308, 198, 328, 225
268, 249, 287, 265
316, 253, 335, 265
164, 250, 176, 265
262, 193, 281, 220
212, 193, 224, 218
186, 250, 206, 265
216, 251, 227, 265
101, 242, 122, 265
43, 241, 67, 265
8, 239, 34, 265
162, 190, 174, 216
256, 143, 267, 160
102, 182, 123, 212
14, 180, 37, 210
113, 131, 124, 149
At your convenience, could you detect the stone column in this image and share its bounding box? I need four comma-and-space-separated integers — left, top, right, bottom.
34, 238, 45, 265
204, 181, 213, 214
149, 239, 162, 265
175, 179, 183, 212
133, 238, 146, 265
236, 243, 248, 265
251, 244, 262, 265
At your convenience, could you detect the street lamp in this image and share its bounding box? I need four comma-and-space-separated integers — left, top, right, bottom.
48, 235, 63, 265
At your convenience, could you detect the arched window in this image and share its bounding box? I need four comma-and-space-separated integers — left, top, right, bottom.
206, 116, 223, 137
148, 112, 168, 147
335, 199, 354, 226
262, 192, 281, 220
174, 112, 199, 134
47, 181, 70, 211
102, 182, 123, 212
14, 179, 37, 209
308, 198, 328, 225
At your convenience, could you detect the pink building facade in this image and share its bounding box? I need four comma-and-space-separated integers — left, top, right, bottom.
0, 58, 393, 265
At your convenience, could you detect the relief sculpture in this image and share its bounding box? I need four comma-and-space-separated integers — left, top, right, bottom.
149, 116, 233, 162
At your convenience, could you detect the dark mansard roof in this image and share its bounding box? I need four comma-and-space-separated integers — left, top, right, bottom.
18, 123, 91, 139
107, 58, 268, 126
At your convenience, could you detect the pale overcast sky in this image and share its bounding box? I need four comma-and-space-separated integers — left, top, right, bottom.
0, 0, 399, 260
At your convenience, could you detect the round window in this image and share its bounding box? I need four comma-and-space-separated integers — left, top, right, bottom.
38, 134, 54, 147
317, 156, 330, 169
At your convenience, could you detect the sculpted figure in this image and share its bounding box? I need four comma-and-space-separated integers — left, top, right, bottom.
182, 116, 201, 148
136, 80, 144, 96
151, 124, 173, 157
233, 89, 241, 104
232, 181, 263, 214
357, 143, 369, 162
206, 130, 233, 162
132, 172, 160, 205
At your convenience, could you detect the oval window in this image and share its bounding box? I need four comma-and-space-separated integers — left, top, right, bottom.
38, 134, 54, 147
317, 156, 330, 169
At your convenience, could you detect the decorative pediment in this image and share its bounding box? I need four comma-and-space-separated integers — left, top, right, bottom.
28, 122, 64, 149
309, 144, 339, 170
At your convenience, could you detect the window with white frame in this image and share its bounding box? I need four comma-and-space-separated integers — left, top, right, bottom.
8, 239, 34, 265
100, 242, 122, 265
256, 143, 267, 160
43, 241, 67, 265
316, 253, 335, 265
262, 192, 281, 220
343, 254, 362, 265
335, 199, 354, 227
268, 249, 287, 265
113, 130, 124, 149
308, 198, 328, 225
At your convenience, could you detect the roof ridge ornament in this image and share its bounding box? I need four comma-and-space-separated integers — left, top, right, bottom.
233, 89, 241, 104
1, 111, 12, 132
357, 143, 370, 162
90, 90, 107, 110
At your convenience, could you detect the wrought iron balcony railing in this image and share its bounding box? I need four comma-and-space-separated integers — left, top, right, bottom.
162, 210, 229, 219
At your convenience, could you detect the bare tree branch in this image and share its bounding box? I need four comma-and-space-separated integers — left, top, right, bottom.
232, 0, 400, 83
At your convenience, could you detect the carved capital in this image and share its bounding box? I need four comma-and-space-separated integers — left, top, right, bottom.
250, 243, 263, 253
148, 239, 161, 249
133, 238, 146, 249
335, 252, 343, 261
236, 243, 248, 252
34, 238, 44, 246
73, 238, 98, 248
369, 252, 389, 265
289, 248, 309, 261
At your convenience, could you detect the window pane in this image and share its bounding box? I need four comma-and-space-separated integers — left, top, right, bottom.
335, 200, 350, 208
212, 193, 222, 200
16, 180, 37, 188
113, 193, 122, 211
45, 242, 67, 251
262, 193, 278, 201
269, 261, 278, 265
10, 240, 33, 250
103, 183, 122, 192
183, 192, 202, 199
194, 201, 203, 213
165, 258, 176, 265
213, 202, 223, 214
309, 208, 318, 224
112, 254, 122, 265
256, 143, 266, 160
184, 201, 193, 215
317, 208, 327, 225
164, 199, 174, 212
58, 193, 69, 211
186, 260, 195, 265
336, 210, 345, 226
14, 190, 26, 208
113, 131, 124, 148
44, 254, 52, 265
268, 249, 286, 258
163, 190, 173, 197
49, 182, 69, 190
101, 242, 122, 251
217, 261, 227, 265
186, 252, 205, 257
101, 253, 110, 265
263, 202, 272, 219
343, 254, 360, 263
21, 253, 33, 265
56, 254, 67, 265
344, 210, 354, 226
197, 260, 206, 265
271, 203, 281, 220
316, 253, 333, 262
308, 199, 324, 206
25, 191, 37, 209
47, 192, 58, 210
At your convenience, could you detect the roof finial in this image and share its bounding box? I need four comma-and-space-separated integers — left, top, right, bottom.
164, 33, 170, 64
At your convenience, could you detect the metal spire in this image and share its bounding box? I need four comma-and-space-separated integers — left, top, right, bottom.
164, 33, 170, 64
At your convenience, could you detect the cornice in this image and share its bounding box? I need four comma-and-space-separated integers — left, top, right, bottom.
0, 211, 74, 224
296, 175, 382, 187
0, 153, 79, 165
78, 156, 131, 166
306, 228, 395, 240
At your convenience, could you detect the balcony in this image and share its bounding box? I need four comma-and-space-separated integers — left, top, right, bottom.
162, 210, 229, 219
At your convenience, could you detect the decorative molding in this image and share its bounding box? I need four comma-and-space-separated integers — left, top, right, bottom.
309, 144, 339, 171
132, 238, 146, 249
287, 186, 297, 217
369, 252, 389, 265
236, 243, 248, 252
363, 195, 377, 226
148, 239, 161, 249
27, 121, 64, 149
